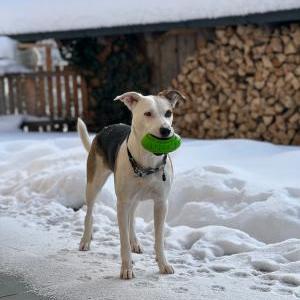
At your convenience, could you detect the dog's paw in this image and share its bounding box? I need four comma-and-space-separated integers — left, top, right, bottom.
131, 240, 143, 254
79, 238, 91, 251
159, 263, 175, 274
120, 267, 135, 280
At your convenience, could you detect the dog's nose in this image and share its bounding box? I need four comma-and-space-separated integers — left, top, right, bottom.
160, 127, 171, 138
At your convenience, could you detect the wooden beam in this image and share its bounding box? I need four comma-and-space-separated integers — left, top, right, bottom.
45, 46, 52, 71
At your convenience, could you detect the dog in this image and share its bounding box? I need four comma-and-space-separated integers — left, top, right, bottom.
77, 90, 185, 279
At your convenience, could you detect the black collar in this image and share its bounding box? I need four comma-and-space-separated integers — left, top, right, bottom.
126, 141, 167, 182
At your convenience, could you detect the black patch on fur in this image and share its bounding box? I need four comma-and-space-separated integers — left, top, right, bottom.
95, 124, 131, 171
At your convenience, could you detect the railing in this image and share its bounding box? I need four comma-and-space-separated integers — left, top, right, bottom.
0, 67, 90, 131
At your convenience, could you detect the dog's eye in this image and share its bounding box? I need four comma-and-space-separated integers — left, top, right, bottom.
165, 110, 172, 118
144, 111, 152, 117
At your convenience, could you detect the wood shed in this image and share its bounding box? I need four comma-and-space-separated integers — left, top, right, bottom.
2, 1, 300, 91
0, 1, 300, 142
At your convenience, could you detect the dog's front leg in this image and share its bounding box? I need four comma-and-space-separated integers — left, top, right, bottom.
154, 200, 174, 274
129, 202, 143, 254
117, 201, 134, 279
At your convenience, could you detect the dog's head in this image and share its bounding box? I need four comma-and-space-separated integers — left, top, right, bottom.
114, 90, 185, 139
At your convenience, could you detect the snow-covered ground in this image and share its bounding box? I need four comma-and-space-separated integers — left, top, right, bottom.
1, 0, 300, 36
0, 132, 300, 299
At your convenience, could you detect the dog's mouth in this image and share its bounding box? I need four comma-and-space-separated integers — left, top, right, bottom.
150, 134, 173, 140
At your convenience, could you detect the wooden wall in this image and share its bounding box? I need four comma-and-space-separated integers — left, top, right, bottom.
145, 29, 213, 93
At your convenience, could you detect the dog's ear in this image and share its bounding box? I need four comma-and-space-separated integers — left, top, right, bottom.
114, 92, 142, 111
158, 90, 186, 108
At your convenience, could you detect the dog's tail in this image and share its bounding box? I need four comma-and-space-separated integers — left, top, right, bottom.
77, 118, 91, 152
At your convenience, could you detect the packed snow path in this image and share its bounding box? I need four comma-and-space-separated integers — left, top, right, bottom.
0, 133, 299, 299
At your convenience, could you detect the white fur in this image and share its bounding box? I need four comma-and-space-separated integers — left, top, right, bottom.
78, 91, 183, 279
77, 117, 91, 152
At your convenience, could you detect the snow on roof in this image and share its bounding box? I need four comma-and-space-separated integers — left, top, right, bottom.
1, 0, 300, 37
0, 36, 17, 59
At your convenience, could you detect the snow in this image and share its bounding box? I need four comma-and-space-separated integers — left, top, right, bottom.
36, 39, 68, 68
0, 115, 23, 132
0, 0, 300, 36
0, 133, 300, 299
0, 36, 17, 60
0, 115, 53, 132
0, 36, 30, 75
0, 59, 30, 75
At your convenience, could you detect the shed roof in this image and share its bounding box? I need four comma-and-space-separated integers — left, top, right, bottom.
1, 0, 300, 41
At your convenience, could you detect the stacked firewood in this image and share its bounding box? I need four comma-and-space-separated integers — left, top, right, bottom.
172, 24, 300, 145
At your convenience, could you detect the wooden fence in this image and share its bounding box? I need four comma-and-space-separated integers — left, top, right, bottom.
0, 67, 90, 131
145, 29, 212, 92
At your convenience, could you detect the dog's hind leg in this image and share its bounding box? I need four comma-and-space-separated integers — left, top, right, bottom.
79, 145, 111, 251
129, 202, 143, 254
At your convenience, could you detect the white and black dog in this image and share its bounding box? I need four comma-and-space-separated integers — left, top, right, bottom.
77, 90, 185, 279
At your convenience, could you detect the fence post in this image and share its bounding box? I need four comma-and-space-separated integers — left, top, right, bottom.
72, 73, 79, 118
15, 75, 23, 114
7, 76, 15, 114
37, 66, 46, 116
0, 77, 6, 114
55, 66, 63, 118
64, 70, 71, 119
24, 75, 37, 115
80, 75, 89, 119
47, 71, 54, 118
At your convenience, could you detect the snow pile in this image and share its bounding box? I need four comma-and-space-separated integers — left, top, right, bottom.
166, 169, 300, 244
0, 115, 55, 132
0, 115, 24, 132
0, 36, 30, 75
0, 134, 300, 299
0, 0, 300, 36
0, 59, 30, 75
167, 225, 264, 260
0, 36, 17, 59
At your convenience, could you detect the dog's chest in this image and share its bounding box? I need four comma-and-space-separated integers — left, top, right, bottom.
134, 172, 171, 200
115, 165, 172, 201
114, 142, 173, 201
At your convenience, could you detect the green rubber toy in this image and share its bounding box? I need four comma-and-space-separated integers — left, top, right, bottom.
141, 133, 182, 154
